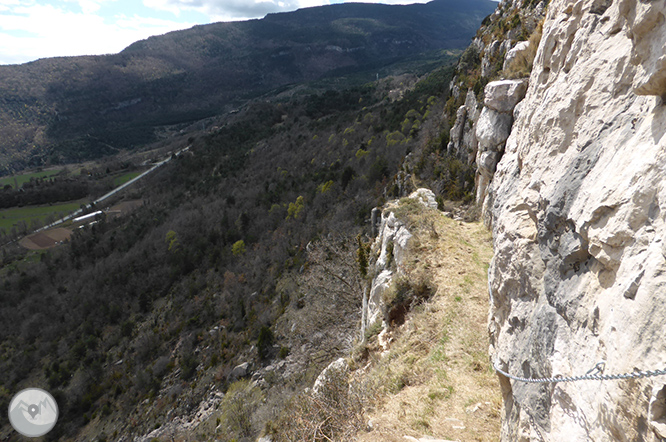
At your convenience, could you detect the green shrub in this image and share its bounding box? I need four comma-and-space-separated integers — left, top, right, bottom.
232, 240, 246, 256
257, 326, 274, 360
383, 273, 435, 326
219, 380, 262, 438
364, 319, 383, 341
286, 196, 305, 219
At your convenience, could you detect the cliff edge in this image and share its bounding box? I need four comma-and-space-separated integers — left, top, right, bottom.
487, 0, 666, 440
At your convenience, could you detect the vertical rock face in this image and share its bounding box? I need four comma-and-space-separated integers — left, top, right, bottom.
487, 0, 666, 441
448, 89, 481, 164
365, 189, 437, 329
476, 79, 528, 205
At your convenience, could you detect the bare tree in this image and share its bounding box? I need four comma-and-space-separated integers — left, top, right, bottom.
299, 233, 366, 311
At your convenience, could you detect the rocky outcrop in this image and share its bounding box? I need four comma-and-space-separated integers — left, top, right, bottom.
475, 79, 528, 206
135, 388, 225, 442
503, 41, 531, 71
445, 0, 544, 204
364, 189, 436, 331
227, 362, 250, 383
448, 89, 481, 164
312, 357, 349, 396
626, 1, 666, 99
487, 0, 666, 440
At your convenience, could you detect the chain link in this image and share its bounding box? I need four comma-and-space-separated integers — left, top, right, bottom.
494, 359, 666, 440
494, 360, 666, 383
528, 413, 547, 442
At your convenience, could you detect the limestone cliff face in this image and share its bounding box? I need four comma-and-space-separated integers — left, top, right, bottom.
446, 0, 544, 203
365, 189, 438, 333
487, 0, 666, 440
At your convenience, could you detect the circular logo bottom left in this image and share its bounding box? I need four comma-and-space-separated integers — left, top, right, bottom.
8, 388, 58, 437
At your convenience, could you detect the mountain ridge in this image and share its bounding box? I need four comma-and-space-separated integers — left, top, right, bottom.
0, 0, 496, 174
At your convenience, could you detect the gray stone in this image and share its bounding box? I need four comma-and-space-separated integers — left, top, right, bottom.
409, 188, 438, 209
371, 207, 381, 237
227, 362, 250, 382
503, 41, 531, 72
487, 1, 666, 440
478, 150, 501, 176
368, 270, 392, 326
483, 79, 529, 113
476, 107, 513, 152
312, 358, 348, 396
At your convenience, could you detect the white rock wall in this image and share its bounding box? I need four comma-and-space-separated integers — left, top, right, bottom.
476, 79, 528, 205
365, 189, 436, 330
487, 0, 666, 440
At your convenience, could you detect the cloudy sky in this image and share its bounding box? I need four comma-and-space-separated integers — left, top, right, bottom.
0, 0, 432, 65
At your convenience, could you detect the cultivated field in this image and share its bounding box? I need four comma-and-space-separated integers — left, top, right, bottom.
0, 168, 63, 189
20, 228, 72, 250
0, 201, 82, 233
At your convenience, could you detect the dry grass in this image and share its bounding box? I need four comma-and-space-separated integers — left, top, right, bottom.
267, 368, 367, 442
354, 205, 500, 441
502, 20, 543, 79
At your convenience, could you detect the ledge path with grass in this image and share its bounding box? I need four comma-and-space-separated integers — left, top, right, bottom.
355, 195, 501, 442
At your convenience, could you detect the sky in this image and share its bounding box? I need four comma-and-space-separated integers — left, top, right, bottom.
0, 0, 434, 65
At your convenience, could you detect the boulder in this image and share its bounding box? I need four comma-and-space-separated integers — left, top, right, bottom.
227, 362, 250, 382
502, 41, 531, 72
475, 107, 513, 152
477, 150, 501, 176
312, 358, 348, 396
408, 188, 438, 209
483, 79, 529, 113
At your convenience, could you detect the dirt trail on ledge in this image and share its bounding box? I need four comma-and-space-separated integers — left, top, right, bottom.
357, 207, 501, 442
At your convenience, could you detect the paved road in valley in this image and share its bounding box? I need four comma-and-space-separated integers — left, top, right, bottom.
36, 148, 186, 232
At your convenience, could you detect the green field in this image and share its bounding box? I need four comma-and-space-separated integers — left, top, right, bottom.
0, 169, 63, 189
0, 201, 82, 233
113, 171, 143, 187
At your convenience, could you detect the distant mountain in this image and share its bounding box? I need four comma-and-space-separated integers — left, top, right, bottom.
0, 0, 496, 173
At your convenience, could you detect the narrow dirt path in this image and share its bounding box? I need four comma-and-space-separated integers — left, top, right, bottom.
356, 207, 501, 442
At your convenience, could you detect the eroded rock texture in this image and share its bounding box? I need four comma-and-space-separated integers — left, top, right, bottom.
487, 0, 666, 440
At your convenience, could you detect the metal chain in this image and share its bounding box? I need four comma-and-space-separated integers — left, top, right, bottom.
513, 395, 548, 442
528, 413, 547, 442
494, 360, 666, 383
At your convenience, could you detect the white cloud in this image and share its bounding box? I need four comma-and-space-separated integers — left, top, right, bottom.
77, 0, 102, 14
62, 0, 119, 14
0, 0, 433, 64
142, 0, 334, 22
0, 2, 196, 64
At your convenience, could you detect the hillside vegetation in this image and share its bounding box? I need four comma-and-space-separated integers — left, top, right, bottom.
0, 61, 488, 441
0, 1, 513, 440
0, 0, 495, 174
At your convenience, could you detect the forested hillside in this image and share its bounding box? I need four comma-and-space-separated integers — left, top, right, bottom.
0, 0, 495, 174
0, 0, 512, 439
0, 63, 483, 440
